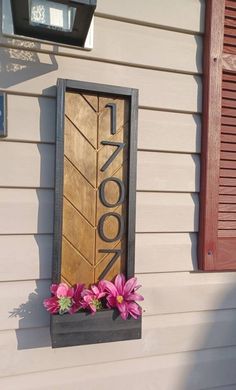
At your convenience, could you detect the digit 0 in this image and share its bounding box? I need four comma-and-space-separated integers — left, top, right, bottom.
98, 212, 124, 242
99, 177, 125, 208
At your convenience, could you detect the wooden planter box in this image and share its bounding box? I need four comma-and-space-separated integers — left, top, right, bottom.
51, 309, 142, 348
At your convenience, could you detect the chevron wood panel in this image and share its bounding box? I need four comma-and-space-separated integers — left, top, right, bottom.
61, 91, 129, 286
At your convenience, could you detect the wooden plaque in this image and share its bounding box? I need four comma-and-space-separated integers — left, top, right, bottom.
53, 80, 138, 287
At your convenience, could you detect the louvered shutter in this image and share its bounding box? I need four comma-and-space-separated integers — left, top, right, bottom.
199, 0, 236, 270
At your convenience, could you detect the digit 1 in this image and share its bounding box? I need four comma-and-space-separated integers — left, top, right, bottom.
105, 103, 116, 135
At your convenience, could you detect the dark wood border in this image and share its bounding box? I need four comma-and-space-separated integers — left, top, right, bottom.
0, 92, 7, 138
51, 308, 142, 348
198, 0, 225, 270
51, 79, 140, 347
52, 79, 66, 283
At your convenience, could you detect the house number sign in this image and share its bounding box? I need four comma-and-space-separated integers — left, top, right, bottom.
53, 80, 138, 288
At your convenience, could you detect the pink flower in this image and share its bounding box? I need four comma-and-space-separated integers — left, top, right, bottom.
43, 296, 59, 314
81, 282, 106, 314
69, 283, 84, 314
43, 283, 74, 315
102, 274, 144, 320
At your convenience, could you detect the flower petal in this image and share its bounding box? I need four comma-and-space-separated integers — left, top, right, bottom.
98, 280, 106, 293
50, 284, 58, 295
81, 288, 93, 298
68, 302, 81, 314
91, 285, 100, 296
97, 292, 106, 299
123, 277, 138, 296
43, 297, 59, 314
106, 295, 116, 308
73, 283, 84, 300
117, 302, 128, 320
102, 280, 118, 297
67, 287, 74, 298
127, 302, 142, 319
83, 295, 93, 305
56, 283, 70, 298
114, 274, 125, 295
125, 293, 144, 302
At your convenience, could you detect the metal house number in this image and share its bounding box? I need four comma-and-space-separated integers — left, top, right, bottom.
98, 103, 125, 280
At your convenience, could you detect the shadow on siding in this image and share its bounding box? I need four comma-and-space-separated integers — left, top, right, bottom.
8, 91, 56, 349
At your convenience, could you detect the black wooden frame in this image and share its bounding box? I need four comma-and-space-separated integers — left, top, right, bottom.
0, 92, 7, 138
10, 0, 96, 47
51, 78, 140, 348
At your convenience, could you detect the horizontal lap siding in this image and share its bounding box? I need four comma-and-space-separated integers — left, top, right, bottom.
2, 346, 236, 390
0, 189, 198, 234
0, 235, 52, 281
7, 95, 55, 143
96, 0, 205, 33
0, 189, 53, 234
2, 273, 236, 331
0, 233, 197, 281
1, 309, 236, 377
138, 110, 201, 153
0, 51, 202, 111
0, 12, 203, 73
0, 143, 199, 191
2, 2, 232, 390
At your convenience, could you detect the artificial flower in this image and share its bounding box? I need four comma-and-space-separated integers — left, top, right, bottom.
43, 296, 60, 314
81, 282, 106, 314
43, 282, 74, 315
102, 274, 144, 320
69, 283, 84, 314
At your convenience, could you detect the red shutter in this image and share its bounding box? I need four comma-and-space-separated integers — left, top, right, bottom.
199, 0, 236, 270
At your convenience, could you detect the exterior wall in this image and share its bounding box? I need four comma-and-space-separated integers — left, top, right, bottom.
1, 0, 236, 388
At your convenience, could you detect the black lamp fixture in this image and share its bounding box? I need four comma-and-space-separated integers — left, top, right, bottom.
10, 0, 96, 47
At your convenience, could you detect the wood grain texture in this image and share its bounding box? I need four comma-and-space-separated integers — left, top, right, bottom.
0, 142, 54, 188
223, 53, 236, 70
217, 70, 236, 249
51, 309, 141, 348
61, 92, 129, 285
0, 48, 202, 112
198, 0, 225, 270
224, 1, 236, 54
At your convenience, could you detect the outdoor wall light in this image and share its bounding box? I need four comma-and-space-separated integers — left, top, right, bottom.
10, 0, 96, 47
